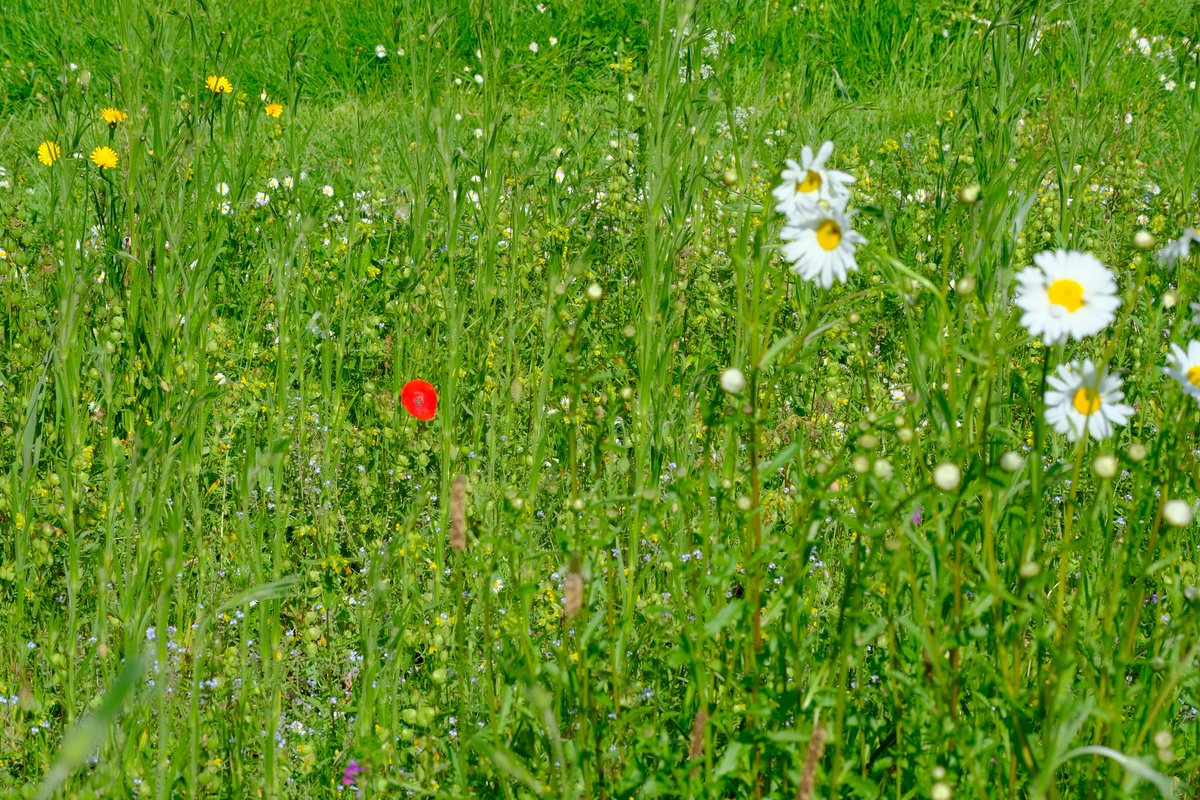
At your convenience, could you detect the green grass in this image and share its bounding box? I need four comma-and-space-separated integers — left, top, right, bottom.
0, 0, 1199, 797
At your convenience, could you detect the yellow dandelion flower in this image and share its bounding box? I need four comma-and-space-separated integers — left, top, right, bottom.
100, 107, 128, 125
90, 146, 119, 170
205, 75, 233, 94
264, 102, 283, 118
37, 141, 61, 166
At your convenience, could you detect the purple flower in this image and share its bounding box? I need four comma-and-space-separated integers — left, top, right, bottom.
342, 759, 364, 786
911, 507, 923, 525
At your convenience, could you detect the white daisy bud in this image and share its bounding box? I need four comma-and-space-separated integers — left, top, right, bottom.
720, 368, 746, 394
1133, 230, 1155, 250
586, 283, 603, 302
1163, 499, 1193, 528
1128, 442, 1148, 461
1092, 454, 1118, 479
852, 455, 870, 474
999, 451, 1023, 473
872, 459, 893, 480
933, 462, 961, 491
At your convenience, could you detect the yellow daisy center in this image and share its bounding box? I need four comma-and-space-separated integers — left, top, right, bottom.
1072, 387, 1101, 415
1187, 366, 1200, 387
816, 219, 841, 251
1047, 278, 1085, 312
797, 170, 822, 193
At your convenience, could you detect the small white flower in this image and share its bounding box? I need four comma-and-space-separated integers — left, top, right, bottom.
216, 182, 229, 196
529, 41, 539, 53
1163, 499, 1193, 528
267, 177, 279, 189
255, 192, 270, 207
1158, 227, 1200, 267
933, 463, 961, 491
773, 141, 856, 215
554, 166, 565, 183
375, 44, 388, 59
219, 201, 231, 216
283, 175, 294, 189
322, 185, 334, 198
999, 451, 1023, 473
1164, 340, 1200, 400
1044, 359, 1134, 442
1092, 454, 1118, 479
720, 368, 746, 394
779, 204, 866, 288
549, 36, 558, 46
1013, 250, 1119, 344
473, 73, 484, 84
214, 373, 228, 386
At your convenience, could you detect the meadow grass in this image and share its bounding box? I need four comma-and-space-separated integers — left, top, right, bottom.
0, 0, 1199, 797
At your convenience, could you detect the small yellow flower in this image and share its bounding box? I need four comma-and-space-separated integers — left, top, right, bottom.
264, 102, 283, 118
90, 146, 119, 170
100, 107, 128, 125
37, 141, 61, 166
205, 75, 233, 94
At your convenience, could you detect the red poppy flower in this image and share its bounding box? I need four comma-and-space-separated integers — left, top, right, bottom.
401, 379, 438, 421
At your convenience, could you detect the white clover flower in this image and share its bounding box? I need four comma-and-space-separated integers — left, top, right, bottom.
1163, 500, 1193, 528
780, 204, 866, 288
1044, 359, 1134, 442
720, 368, 746, 394
933, 463, 961, 491
1014, 250, 1119, 344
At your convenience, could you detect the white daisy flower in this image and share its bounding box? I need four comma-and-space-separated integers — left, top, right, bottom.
1044, 359, 1134, 442
772, 141, 856, 216
1013, 249, 1119, 344
1164, 341, 1200, 400
375, 44, 388, 59
267, 177, 279, 190
322, 185, 334, 198
216, 182, 229, 196
254, 192, 270, 207
1158, 226, 1200, 267
780, 204, 867, 288
283, 175, 294, 189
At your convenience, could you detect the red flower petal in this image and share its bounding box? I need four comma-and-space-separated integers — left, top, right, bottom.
401, 379, 438, 421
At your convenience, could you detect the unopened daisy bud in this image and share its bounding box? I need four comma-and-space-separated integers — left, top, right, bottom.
873, 459, 893, 480
1019, 560, 1040, 578
1092, 454, 1118, 479
933, 462, 961, 491
721, 167, 738, 186
956, 184, 980, 204
932, 782, 952, 800
852, 455, 870, 474
954, 275, 976, 296
1163, 499, 1193, 528
720, 367, 746, 394
1162, 290, 1178, 309
586, 282, 603, 302
858, 434, 879, 449
999, 451, 1023, 473
1133, 230, 1156, 251
1128, 442, 1148, 461
736, 495, 752, 511
897, 427, 914, 443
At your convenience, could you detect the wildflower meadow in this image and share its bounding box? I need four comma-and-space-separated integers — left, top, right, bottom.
2, 0, 1200, 797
